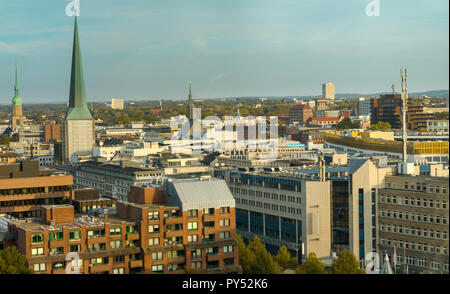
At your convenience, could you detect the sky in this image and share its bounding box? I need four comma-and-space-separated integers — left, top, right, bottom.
0, 0, 448, 104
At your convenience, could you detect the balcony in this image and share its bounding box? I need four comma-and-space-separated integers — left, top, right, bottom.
126, 233, 140, 241
129, 259, 143, 268
90, 264, 110, 273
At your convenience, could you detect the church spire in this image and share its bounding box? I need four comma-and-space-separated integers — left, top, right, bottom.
12, 64, 22, 106
65, 16, 92, 120
188, 81, 193, 120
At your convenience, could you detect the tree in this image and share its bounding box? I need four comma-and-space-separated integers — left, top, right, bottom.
296, 252, 326, 274
236, 234, 255, 274
369, 121, 391, 130
274, 246, 297, 270
328, 249, 365, 274
0, 246, 34, 274
336, 117, 359, 130
247, 235, 281, 274
236, 234, 281, 274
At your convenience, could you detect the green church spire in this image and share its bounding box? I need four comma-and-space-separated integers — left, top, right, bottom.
65, 16, 92, 120
12, 64, 22, 106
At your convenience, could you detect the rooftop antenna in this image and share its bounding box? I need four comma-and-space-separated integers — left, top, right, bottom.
400, 69, 408, 163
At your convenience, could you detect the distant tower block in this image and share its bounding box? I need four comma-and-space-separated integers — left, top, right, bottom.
11, 64, 25, 132
322, 82, 335, 100
62, 17, 94, 163
111, 98, 124, 110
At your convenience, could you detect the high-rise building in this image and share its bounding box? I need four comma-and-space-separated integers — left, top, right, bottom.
44, 123, 61, 143
11, 65, 25, 132
322, 83, 335, 101
62, 17, 94, 164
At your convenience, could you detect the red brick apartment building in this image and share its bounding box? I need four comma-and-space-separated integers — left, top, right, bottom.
5, 178, 241, 274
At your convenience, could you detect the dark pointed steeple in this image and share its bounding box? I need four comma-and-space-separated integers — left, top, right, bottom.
65, 16, 92, 120
188, 81, 193, 120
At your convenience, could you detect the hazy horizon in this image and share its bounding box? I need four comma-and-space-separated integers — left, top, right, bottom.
0, 0, 448, 104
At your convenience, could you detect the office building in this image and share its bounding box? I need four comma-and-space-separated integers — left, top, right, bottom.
74, 161, 163, 201
0, 159, 73, 219
289, 105, 313, 125
358, 97, 372, 117
378, 172, 449, 273
214, 168, 331, 262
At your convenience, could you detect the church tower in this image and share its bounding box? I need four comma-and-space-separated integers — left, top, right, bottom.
62, 17, 94, 163
11, 65, 25, 132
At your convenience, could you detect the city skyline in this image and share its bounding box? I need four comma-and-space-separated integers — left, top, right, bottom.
0, 0, 448, 104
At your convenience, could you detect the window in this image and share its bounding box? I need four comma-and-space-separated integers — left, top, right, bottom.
387, 196, 391, 203
113, 255, 125, 264
423, 229, 428, 237
436, 185, 440, 193
410, 198, 415, 206
191, 249, 201, 258
417, 213, 421, 222
110, 227, 121, 236
393, 196, 397, 204
152, 252, 163, 261
148, 211, 159, 220
429, 185, 434, 193
410, 213, 415, 221
187, 235, 198, 243
49, 231, 63, 240
220, 231, 230, 240
429, 215, 434, 223
436, 200, 440, 209
443, 232, 447, 240
404, 198, 408, 205
168, 250, 184, 258
404, 182, 408, 189
224, 245, 233, 253
31, 234, 43, 244
220, 207, 230, 214
203, 208, 214, 216
149, 237, 160, 246
187, 222, 198, 231
443, 201, 447, 209
380, 195, 385, 203
422, 199, 427, 207
423, 214, 428, 222
148, 225, 160, 233
31, 247, 44, 256
152, 265, 163, 273
113, 268, 124, 274
443, 186, 447, 194
187, 210, 198, 218
191, 261, 202, 269
33, 263, 46, 272
219, 219, 230, 227
443, 217, 447, 225
110, 240, 122, 249
429, 200, 434, 208
69, 244, 81, 252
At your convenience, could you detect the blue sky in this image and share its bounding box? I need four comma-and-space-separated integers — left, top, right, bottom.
0, 0, 448, 104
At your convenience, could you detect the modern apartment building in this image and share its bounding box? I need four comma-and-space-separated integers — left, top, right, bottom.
5, 178, 241, 274
214, 167, 331, 263
0, 159, 73, 219
378, 174, 449, 273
